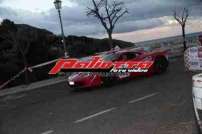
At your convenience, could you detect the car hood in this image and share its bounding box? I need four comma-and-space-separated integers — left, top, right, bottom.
68, 72, 93, 81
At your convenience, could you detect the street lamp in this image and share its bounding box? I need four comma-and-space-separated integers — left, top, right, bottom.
54, 0, 68, 58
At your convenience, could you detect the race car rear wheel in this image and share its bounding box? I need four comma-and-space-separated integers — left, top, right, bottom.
154, 56, 168, 74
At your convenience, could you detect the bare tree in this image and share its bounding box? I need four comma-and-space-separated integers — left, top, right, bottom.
87, 0, 128, 49
173, 8, 189, 51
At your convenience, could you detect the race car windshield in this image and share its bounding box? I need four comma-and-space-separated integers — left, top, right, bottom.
80, 56, 92, 61
101, 53, 119, 61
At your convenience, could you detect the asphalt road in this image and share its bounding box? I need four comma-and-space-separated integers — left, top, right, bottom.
0, 58, 198, 134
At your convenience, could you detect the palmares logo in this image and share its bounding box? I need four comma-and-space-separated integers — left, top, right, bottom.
49, 56, 153, 75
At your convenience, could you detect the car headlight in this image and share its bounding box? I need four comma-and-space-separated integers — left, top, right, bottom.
69, 81, 75, 85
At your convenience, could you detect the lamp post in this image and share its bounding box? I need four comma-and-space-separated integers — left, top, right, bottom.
54, 0, 68, 58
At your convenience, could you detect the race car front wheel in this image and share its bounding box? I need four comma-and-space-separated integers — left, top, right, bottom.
154, 56, 168, 74
102, 76, 118, 87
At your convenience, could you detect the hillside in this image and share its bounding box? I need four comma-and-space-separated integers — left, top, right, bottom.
66, 35, 134, 57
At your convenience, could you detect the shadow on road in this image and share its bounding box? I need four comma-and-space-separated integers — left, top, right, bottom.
70, 73, 167, 93
0, 120, 6, 134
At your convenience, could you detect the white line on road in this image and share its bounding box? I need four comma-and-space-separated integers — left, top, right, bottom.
2, 94, 26, 101
41, 130, 54, 134
74, 107, 116, 123
129, 92, 160, 104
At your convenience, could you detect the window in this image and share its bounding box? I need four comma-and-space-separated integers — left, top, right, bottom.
120, 52, 140, 60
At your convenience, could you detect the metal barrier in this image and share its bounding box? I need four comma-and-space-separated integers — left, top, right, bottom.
193, 74, 202, 132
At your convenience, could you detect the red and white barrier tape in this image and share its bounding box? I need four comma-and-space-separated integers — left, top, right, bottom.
31, 59, 59, 69
0, 58, 60, 90
0, 68, 26, 90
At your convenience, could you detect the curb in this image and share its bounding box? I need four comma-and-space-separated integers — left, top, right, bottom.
0, 76, 68, 97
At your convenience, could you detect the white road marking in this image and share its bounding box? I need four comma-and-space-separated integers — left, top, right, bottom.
129, 92, 159, 104
41, 130, 54, 134
2, 94, 26, 101
74, 107, 116, 123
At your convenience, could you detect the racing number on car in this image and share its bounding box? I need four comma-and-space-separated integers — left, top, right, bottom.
118, 64, 130, 79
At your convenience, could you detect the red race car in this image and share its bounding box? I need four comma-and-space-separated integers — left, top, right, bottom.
67, 48, 169, 88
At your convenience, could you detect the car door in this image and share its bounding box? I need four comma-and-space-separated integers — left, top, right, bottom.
124, 52, 144, 77
116, 52, 137, 79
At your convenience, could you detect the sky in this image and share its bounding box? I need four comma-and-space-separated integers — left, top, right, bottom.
0, 0, 202, 42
